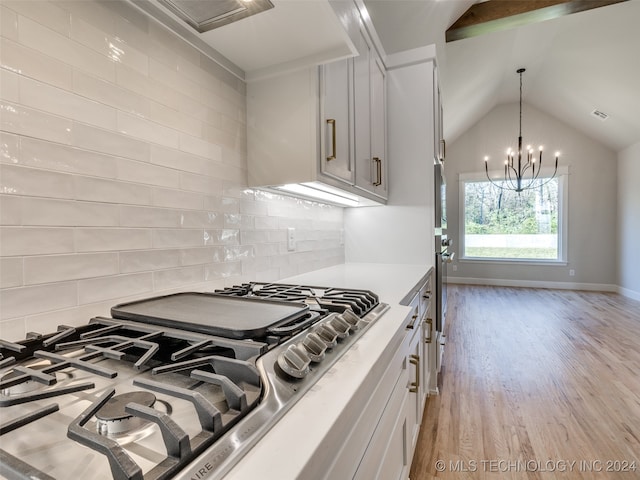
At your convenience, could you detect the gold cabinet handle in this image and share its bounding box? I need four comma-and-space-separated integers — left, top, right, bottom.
326, 119, 336, 161
406, 312, 419, 330
425, 317, 433, 344
409, 354, 420, 393
372, 157, 382, 186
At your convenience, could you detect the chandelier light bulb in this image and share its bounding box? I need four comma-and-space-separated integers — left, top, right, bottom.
484, 156, 489, 162
539, 146, 543, 151
555, 151, 560, 157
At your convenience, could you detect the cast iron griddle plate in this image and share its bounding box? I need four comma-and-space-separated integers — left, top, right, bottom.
111, 292, 310, 339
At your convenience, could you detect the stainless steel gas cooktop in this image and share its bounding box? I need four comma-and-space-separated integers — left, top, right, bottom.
0, 282, 388, 480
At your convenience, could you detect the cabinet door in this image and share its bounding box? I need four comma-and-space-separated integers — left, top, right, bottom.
353, 28, 372, 193
353, 368, 409, 480
406, 329, 422, 455
370, 55, 387, 198
320, 60, 353, 183
433, 65, 445, 163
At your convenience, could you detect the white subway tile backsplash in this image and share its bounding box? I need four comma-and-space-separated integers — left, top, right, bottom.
19, 75, 117, 130
116, 158, 179, 189
179, 132, 221, 159
78, 272, 153, 304
0, 0, 344, 332
0, 131, 19, 164
0, 257, 22, 288
150, 101, 202, 137
115, 63, 181, 112
0, 37, 73, 90
24, 252, 118, 284
153, 265, 204, 291
151, 187, 204, 211
0, 281, 77, 319
224, 245, 255, 262
117, 111, 180, 149
179, 171, 223, 195
180, 246, 224, 266
148, 21, 199, 66
0, 164, 74, 199
254, 216, 279, 230
4, 0, 70, 37
150, 144, 214, 176
0, 4, 19, 41
0, 226, 74, 256
74, 228, 152, 252
21, 197, 120, 226
205, 261, 242, 279
213, 229, 240, 245
1, 101, 73, 144
73, 70, 150, 118
119, 248, 182, 273
71, 17, 149, 76
0, 195, 21, 225
74, 175, 152, 205
0, 317, 26, 343
72, 122, 149, 162
18, 15, 115, 83
20, 137, 118, 178
179, 211, 224, 229
119, 205, 182, 228
152, 229, 207, 248
1, 68, 20, 102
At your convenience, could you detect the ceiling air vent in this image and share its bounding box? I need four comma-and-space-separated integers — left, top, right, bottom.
590, 109, 609, 121
158, 0, 275, 33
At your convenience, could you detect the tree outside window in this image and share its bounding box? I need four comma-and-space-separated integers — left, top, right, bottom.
463, 178, 560, 260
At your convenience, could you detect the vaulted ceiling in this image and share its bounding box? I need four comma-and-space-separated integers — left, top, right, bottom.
365, 0, 640, 152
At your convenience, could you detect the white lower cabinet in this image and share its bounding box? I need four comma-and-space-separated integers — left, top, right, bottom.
324, 269, 434, 480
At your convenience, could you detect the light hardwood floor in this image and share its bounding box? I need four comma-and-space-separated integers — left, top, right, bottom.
410, 285, 640, 480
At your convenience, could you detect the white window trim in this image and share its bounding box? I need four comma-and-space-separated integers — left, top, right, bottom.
458, 166, 569, 265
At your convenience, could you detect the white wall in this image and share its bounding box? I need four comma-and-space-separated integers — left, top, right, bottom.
446, 102, 618, 288
617, 142, 640, 300
0, 0, 344, 341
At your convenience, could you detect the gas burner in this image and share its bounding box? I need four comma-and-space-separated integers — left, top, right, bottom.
0, 369, 73, 396
95, 391, 156, 436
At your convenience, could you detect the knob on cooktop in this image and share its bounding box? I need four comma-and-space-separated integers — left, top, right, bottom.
329, 316, 350, 338
277, 344, 311, 379
302, 333, 326, 362
314, 324, 338, 348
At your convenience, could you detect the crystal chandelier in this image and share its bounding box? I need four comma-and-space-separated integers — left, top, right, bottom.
484, 68, 559, 193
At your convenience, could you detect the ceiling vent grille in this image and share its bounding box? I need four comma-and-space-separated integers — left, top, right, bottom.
158, 0, 274, 33
591, 109, 609, 121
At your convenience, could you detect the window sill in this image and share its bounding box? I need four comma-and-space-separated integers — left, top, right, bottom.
459, 257, 568, 267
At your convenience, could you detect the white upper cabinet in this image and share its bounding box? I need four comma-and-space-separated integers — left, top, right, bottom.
246, 13, 388, 206
320, 59, 354, 184
370, 52, 388, 197
354, 27, 387, 198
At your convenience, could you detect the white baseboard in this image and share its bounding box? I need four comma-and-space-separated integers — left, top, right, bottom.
446, 276, 618, 293
617, 286, 640, 301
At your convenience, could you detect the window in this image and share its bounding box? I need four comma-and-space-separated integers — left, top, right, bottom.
460, 172, 567, 263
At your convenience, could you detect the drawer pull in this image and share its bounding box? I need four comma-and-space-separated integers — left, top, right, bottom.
409, 354, 420, 393
326, 119, 336, 161
406, 313, 419, 330
373, 157, 382, 186
425, 318, 433, 344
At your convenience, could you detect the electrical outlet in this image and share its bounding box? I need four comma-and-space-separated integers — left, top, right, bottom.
569, 269, 575, 276
452, 265, 458, 272
287, 227, 296, 251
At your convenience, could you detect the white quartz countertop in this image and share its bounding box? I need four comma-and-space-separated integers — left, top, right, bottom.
223, 262, 431, 479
